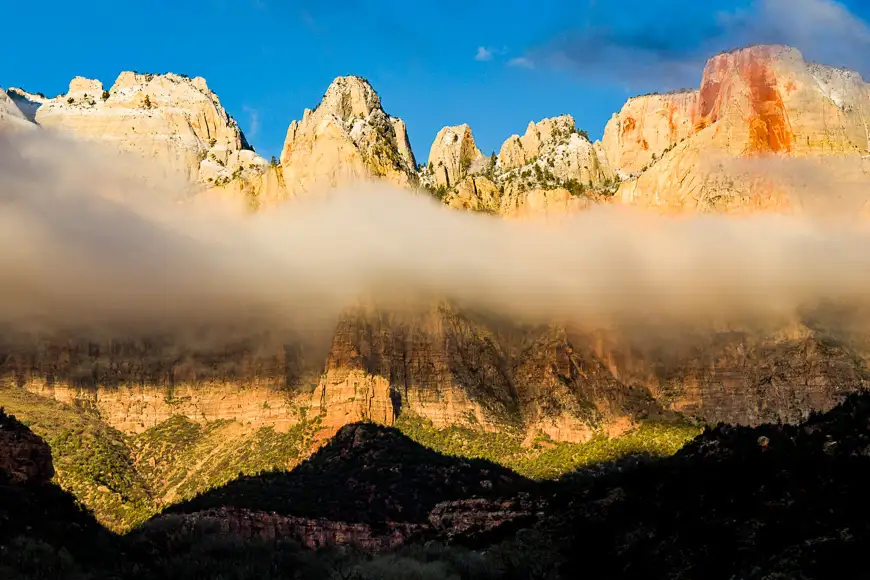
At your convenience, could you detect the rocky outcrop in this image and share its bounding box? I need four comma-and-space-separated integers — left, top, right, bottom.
428, 116, 613, 219
0, 408, 54, 484
278, 76, 418, 197
428, 495, 545, 539
152, 495, 544, 552
32, 72, 266, 184
498, 116, 611, 185
610, 45, 870, 213
428, 124, 485, 188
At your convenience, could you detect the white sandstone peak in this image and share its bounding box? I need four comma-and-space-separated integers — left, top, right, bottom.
277, 75, 418, 196
33, 71, 265, 185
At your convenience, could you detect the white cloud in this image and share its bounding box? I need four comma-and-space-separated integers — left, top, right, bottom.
475, 46, 494, 62
534, 0, 870, 89
739, 0, 870, 73
508, 56, 535, 70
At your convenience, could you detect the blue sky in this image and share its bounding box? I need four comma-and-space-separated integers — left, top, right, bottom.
2, 0, 870, 162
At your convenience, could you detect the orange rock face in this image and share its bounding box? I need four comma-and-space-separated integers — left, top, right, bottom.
697, 46, 794, 154
608, 45, 870, 213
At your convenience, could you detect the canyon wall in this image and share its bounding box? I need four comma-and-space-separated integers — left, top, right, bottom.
4, 44, 870, 447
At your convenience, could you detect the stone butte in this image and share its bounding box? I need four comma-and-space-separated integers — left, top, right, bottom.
28, 72, 267, 184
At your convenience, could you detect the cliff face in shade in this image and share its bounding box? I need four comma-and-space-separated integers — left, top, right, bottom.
31, 72, 266, 184
608, 45, 870, 213
583, 323, 870, 426
0, 87, 37, 132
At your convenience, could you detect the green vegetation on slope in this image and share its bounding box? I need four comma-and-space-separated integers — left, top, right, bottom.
132, 414, 321, 507
0, 386, 155, 532
0, 386, 320, 532
1, 384, 697, 532
395, 412, 702, 480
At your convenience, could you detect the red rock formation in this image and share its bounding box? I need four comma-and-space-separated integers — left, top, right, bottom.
612, 45, 870, 212
695, 45, 794, 154
697, 45, 794, 154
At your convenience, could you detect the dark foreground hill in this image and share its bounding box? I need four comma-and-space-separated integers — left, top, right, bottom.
5, 391, 870, 579
540, 389, 870, 579
165, 421, 534, 524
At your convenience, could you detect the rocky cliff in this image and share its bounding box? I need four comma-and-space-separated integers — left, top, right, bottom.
498, 116, 608, 181
607, 45, 870, 212
427, 124, 486, 188
428, 115, 614, 218
277, 76, 418, 197
26, 72, 266, 184
601, 90, 698, 176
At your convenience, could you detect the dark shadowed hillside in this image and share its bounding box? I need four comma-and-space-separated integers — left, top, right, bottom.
166, 421, 534, 524
543, 389, 870, 580
5, 391, 870, 579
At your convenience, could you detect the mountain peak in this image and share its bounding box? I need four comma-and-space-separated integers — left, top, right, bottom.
319, 75, 383, 121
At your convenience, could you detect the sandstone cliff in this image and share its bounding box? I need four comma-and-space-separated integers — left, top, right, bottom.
608, 45, 870, 212
31, 72, 266, 184
601, 90, 698, 176
277, 76, 418, 197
